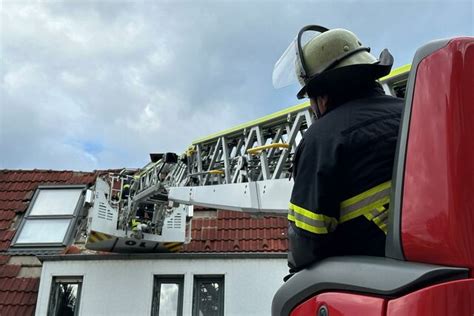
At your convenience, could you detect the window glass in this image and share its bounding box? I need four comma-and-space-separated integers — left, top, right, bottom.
152, 276, 184, 316
159, 283, 180, 315
193, 276, 224, 316
30, 189, 82, 216
15, 219, 71, 244
12, 186, 84, 248
48, 277, 82, 316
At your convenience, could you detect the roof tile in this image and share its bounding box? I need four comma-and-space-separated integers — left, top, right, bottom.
26, 305, 37, 315
0, 211, 16, 221
0, 231, 15, 242
0, 265, 21, 278
0, 256, 10, 265
0, 277, 14, 291
0, 290, 6, 303
9, 292, 20, 303
18, 279, 30, 292
183, 209, 288, 253
0, 241, 12, 251
0, 201, 24, 212
2, 303, 35, 315
0, 191, 29, 201
27, 279, 39, 292
0, 221, 12, 230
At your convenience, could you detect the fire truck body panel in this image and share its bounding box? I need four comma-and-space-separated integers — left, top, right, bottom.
401, 38, 474, 271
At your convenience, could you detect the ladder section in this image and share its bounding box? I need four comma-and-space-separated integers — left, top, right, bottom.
186, 102, 313, 186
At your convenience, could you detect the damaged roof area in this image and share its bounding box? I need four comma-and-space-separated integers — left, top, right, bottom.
184, 210, 287, 253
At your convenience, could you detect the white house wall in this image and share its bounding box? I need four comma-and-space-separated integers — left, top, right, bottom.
36, 256, 288, 316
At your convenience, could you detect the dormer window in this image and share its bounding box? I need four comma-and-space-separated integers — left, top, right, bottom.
12, 186, 85, 248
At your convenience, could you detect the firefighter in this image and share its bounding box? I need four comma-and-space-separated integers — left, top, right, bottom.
273, 26, 403, 275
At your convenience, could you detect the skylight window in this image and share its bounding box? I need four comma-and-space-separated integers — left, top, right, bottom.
12, 186, 85, 248
29, 189, 82, 216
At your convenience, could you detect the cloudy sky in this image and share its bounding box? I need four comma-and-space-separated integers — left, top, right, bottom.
1, 0, 473, 171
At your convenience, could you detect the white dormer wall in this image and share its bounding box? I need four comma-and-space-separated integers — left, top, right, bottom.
35, 254, 287, 316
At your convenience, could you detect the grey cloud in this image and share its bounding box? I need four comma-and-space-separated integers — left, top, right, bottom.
1, 0, 472, 170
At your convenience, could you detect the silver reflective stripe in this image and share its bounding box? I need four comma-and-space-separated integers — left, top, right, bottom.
288, 208, 328, 228
340, 187, 391, 218
362, 204, 389, 233
373, 209, 388, 223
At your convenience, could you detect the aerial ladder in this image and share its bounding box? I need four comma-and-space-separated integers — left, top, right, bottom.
84, 67, 408, 253
85, 37, 474, 315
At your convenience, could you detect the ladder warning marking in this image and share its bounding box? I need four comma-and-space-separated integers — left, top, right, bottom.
88, 231, 114, 244
164, 242, 183, 252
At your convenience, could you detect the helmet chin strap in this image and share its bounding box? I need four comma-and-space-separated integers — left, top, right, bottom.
316, 99, 323, 120
310, 98, 323, 119
315, 104, 323, 119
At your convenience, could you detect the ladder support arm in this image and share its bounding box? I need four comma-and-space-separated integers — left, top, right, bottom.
168, 179, 292, 214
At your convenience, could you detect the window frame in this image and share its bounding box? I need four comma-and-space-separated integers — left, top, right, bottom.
11, 185, 86, 249
192, 275, 225, 316
151, 275, 185, 316
47, 276, 83, 316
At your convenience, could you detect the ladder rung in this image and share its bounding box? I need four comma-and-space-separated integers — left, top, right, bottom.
247, 143, 289, 155
208, 170, 225, 175
189, 170, 225, 177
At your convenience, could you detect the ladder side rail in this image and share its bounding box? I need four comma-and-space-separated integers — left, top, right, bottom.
196, 144, 204, 184
231, 135, 247, 184
202, 138, 221, 185
272, 110, 308, 180
242, 127, 256, 154
285, 124, 297, 153
266, 126, 285, 160
221, 136, 232, 184
255, 125, 271, 180
242, 128, 258, 181
229, 135, 244, 183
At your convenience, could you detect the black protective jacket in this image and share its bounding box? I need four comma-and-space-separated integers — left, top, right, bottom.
288, 86, 403, 272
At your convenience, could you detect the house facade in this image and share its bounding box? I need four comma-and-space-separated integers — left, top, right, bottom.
0, 170, 288, 316
37, 254, 287, 316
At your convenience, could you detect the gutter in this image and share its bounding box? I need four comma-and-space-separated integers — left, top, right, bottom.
38, 252, 288, 262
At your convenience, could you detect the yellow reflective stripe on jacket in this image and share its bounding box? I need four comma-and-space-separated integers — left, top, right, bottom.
339, 181, 391, 235
288, 203, 338, 234
339, 181, 391, 224
289, 182, 391, 235
364, 206, 389, 234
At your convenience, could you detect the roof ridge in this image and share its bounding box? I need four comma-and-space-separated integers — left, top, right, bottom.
0, 169, 95, 174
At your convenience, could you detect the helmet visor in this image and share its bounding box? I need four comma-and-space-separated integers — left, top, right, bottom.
272, 25, 329, 89
272, 38, 298, 89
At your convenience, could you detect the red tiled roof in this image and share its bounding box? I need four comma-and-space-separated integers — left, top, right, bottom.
0, 272, 39, 316
0, 169, 288, 315
0, 170, 99, 316
183, 210, 288, 253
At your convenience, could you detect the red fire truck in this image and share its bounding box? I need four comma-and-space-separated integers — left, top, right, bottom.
272, 37, 474, 316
